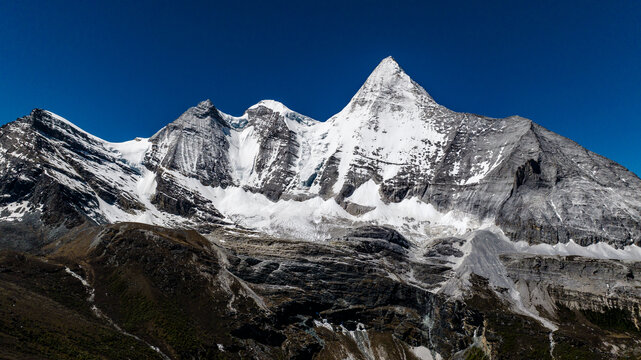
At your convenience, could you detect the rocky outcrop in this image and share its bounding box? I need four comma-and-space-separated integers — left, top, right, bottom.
242, 103, 303, 200
502, 254, 641, 323
0, 110, 139, 249
145, 99, 234, 188
342, 225, 412, 252
31, 223, 471, 359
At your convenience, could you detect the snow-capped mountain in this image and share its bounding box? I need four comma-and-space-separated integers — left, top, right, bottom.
2, 56, 641, 250
3, 56, 641, 359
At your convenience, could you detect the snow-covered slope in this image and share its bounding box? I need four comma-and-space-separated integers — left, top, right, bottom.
1, 57, 641, 250
308, 56, 455, 195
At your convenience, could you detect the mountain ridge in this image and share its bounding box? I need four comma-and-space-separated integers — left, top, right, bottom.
1, 57, 641, 250
3, 57, 641, 359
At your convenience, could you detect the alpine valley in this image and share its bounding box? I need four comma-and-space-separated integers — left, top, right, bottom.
1, 57, 641, 359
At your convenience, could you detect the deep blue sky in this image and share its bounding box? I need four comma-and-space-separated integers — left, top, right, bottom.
1, 1, 640, 175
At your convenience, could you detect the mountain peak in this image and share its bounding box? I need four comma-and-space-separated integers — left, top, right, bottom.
246, 99, 318, 127
370, 55, 406, 78
355, 56, 432, 101
248, 99, 292, 114
26, 109, 106, 143
183, 99, 222, 120
373, 56, 403, 75
195, 99, 215, 111
335, 56, 435, 117
159, 99, 228, 135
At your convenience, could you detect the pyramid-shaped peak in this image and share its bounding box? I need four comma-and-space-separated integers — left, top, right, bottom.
358, 56, 414, 91
376, 56, 403, 72
167, 99, 226, 129
188, 99, 220, 116
343, 56, 435, 106
368, 56, 406, 79
180, 99, 219, 119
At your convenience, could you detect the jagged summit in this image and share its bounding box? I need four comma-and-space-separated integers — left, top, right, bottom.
347, 56, 436, 108
219, 99, 318, 129
197, 98, 214, 108
24, 108, 107, 146
150, 99, 229, 145
30, 108, 78, 131
246, 99, 318, 127
180, 99, 224, 121
381, 55, 399, 65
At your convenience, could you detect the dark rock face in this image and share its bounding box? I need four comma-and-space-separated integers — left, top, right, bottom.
243, 104, 301, 201
317, 153, 341, 198
208, 227, 479, 358
224, 228, 641, 359
0, 110, 133, 250
345, 225, 411, 249
145, 100, 234, 188
424, 237, 465, 258
20, 223, 470, 359
150, 169, 224, 225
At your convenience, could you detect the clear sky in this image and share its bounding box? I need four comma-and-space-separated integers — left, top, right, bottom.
1, 1, 640, 175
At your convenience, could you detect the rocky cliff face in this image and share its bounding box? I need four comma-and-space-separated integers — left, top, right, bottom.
503, 253, 641, 325
3, 222, 640, 359
0, 109, 145, 249
145, 99, 234, 188
235, 101, 315, 200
